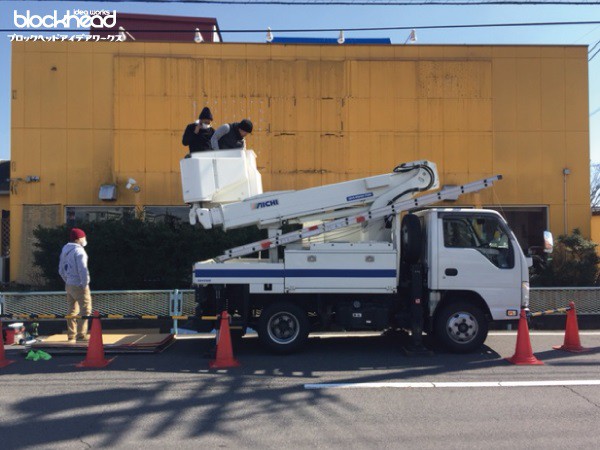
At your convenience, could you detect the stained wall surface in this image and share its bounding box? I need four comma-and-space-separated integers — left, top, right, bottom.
10, 42, 590, 283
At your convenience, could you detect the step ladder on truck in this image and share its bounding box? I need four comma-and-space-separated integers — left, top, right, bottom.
180, 149, 547, 354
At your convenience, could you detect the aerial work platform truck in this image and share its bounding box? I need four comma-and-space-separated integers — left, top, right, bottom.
181, 149, 535, 353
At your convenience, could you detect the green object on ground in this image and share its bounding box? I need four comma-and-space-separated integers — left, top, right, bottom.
25, 350, 39, 361
36, 350, 52, 361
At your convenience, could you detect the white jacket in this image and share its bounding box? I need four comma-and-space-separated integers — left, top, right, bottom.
58, 242, 90, 288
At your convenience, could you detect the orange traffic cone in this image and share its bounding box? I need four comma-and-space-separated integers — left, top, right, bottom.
209, 311, 240, 369
76, 311, 114, 368
0, 324, 16, 368
506, 309, 544, 365
553, 302, 589, 353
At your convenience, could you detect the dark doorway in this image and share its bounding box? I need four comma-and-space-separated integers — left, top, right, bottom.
487, 206, 548, 253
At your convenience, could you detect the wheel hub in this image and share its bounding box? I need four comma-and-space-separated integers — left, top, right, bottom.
267, 312, 300, 345
446, 312, 478, 344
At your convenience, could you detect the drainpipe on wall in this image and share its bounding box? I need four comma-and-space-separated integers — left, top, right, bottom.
563, 168, 571, 235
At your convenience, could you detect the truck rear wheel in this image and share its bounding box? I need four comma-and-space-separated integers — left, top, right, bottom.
258, 302, 309, 354
434, 301, 488, 353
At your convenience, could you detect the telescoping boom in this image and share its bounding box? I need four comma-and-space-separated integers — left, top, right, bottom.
189, 160, 439, 230
213, 175, 501, 262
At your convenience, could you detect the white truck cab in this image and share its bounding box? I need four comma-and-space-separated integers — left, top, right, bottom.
423, 209, 528, 319
181, 151, 531, 354
416, 208, 528, 350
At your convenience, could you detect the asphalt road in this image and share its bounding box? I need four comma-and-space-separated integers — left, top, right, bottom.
1, 331, 599, 449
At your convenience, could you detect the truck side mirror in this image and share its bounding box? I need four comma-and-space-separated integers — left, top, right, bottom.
543, 231, 554, 254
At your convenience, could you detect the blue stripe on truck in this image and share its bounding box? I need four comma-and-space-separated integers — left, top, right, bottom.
287, 269, 396, 278
194, 269, 396, 278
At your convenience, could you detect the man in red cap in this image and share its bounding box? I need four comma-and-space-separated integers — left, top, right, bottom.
58, 228, 92, 343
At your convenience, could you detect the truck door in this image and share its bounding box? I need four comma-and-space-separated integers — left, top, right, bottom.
435, 212, 521, 319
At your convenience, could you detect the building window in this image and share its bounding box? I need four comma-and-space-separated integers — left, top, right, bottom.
144, 206, 189, 224
65, 206, 135, 226
65, 206, 190, 226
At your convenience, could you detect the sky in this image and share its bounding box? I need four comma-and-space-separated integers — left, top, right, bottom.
1, 0, 599, 164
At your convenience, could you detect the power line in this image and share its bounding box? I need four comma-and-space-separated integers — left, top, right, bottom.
197, 0, 600, 3
573, 24, 600, 44
590, 46, 600, 61
3, 20, 600, 33
25, 0, 600, 4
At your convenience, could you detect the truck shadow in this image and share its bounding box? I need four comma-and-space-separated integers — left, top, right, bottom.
3, 333, 505, 379
1, 335, 505, 448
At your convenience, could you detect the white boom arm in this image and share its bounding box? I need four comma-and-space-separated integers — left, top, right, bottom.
214, 175, 502, 262
191, 160, 439, 230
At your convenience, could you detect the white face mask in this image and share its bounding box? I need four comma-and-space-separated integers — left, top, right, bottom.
200, 123, 211, 129
80, 238, 87, 247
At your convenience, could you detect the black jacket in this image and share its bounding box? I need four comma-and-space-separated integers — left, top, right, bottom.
182, 123, 215, 152
214, 122, 245, 150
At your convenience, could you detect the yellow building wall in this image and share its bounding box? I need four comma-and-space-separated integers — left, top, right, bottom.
10, 42, 591, 284
0, 194, 8, 212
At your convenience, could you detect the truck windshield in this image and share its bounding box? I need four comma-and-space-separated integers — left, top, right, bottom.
443, 215, 514, 269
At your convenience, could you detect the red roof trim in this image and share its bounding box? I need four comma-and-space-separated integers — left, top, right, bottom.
112, 12, 218, 25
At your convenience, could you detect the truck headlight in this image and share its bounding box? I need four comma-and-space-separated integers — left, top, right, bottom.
521, 281, 530, 308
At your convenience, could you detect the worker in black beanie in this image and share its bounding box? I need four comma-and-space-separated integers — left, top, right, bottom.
210, 119, 253, 150
182, 107, 215, 153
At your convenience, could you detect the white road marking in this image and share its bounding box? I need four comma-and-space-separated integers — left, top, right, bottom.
304, 380, 600, 390
174, 331, 600, 339
489, 331, 600, 336
314, 331, 600, 337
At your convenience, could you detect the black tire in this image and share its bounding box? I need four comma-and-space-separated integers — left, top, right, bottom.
401, 214, 422, 264
433, 301, 489, 353
257, 302, 309, 354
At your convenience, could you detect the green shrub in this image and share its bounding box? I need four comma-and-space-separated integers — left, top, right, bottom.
531, 228, 600, 287
33, 219, 265, 290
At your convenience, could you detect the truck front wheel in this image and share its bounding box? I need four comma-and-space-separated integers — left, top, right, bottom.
258, 302, 309, 354
434, 302, 488, 353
